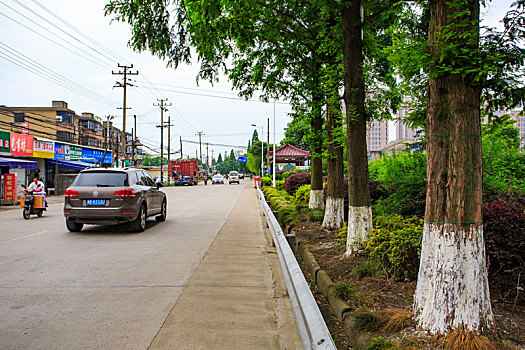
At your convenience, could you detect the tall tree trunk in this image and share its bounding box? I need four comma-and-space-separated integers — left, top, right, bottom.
342, 0, 372, 255
310, 59, 325, 210
322, 88, 345, 229
413, 0, 493, 334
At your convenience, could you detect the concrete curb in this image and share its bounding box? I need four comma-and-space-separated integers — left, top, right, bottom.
296, 240, 370, 350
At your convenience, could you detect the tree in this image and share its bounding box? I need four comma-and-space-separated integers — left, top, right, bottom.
342, 0, 372, 254
251, 130, 259, 144
217, 153, 223, 164
412, 0, 493, 334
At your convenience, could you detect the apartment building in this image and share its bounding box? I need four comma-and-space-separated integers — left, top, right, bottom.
366, 120, 389, 151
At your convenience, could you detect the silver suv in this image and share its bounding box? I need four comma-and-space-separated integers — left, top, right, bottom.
63, 167, 167, 232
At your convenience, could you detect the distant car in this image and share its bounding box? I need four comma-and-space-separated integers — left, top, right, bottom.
238, 173, 244, 179
212, 175, 224, 184
63, 167, 167, 233
229, 171, 240, 184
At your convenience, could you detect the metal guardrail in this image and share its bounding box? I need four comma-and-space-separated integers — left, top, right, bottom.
256, 184, 336, 350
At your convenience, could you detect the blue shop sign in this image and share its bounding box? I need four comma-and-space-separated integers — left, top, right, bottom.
81, 148, 112, 164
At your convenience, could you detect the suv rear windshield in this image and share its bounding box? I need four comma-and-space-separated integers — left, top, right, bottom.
72, 172, 128, 187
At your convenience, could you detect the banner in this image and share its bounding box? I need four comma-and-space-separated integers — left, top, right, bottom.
33, 138, 55, 159
10, 133, 34, 157
55, 143, 82, 160
0, 131, 9, 155
21, 123, 29, 135
81, 148, 112, 164
3, 174, 16, 200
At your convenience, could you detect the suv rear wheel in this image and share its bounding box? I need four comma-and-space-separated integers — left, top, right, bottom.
66, 220, 83, 232
131, 204, 146, 232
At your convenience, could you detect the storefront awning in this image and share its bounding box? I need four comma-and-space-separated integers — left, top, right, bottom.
47, 159, 93, 170
0, 156, 39, 169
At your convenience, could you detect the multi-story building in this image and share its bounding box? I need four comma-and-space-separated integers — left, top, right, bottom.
78, 112, 103, 148
366, 120, 389, 151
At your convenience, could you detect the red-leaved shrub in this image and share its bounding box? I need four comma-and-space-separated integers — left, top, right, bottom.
483, 197, 525, 304
284, 172, 311, 195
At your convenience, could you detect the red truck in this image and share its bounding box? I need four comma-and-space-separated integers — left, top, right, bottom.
169, 160, 199, 186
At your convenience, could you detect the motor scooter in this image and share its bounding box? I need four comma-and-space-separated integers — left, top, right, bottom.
21, 186, 45, 220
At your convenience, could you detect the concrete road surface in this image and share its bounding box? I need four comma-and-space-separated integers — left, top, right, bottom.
0, 181, 300, 349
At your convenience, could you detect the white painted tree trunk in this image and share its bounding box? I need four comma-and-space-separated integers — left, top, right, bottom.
309, 190, 324, 210
322, 197, 344, 229
344, 205, 372, 256
413, 223, 493, 334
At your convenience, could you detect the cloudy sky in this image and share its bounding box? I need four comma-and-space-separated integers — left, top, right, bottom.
0, 0, 516, 159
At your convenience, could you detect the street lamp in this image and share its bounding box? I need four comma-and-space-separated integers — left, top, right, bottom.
251, 123, 264, 177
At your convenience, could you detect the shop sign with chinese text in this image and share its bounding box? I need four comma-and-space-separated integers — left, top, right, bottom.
0, 131, 10, 155
81, 148, 112, 164
3, 174, 17, 201
33, 138, 55, 158
10, 133, 34, 157
54, 143, 82, 160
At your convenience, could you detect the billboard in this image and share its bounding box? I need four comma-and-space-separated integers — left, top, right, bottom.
0, 131, 10, 155
81, 148, 112, 164
33, 138, 55, 159
10, 133, 34, 157
237, 156, 247, 163
54, 143, 82, 160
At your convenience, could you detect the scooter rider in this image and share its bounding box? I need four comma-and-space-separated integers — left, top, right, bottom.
23, 177, 46, 207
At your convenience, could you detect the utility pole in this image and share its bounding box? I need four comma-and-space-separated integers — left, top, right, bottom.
132, 114, 137, 166
273, 101, 276, 187
267, 117, 270, 177
180, 136, 183, 160
211, 149, 214, 173
196, 131, 204, 174
154, 98, 171, 182
112, 63, 138, 166
164, 116, 174, 185
206, 143, 209, 174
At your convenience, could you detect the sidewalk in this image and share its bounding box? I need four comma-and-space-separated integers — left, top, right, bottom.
0, 195, 64, 211
149, 186, 302, 349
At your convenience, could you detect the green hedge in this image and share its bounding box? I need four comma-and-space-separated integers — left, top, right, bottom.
365, 214, 423, 281
263, 187, 297, 226
293, 184, 311, 204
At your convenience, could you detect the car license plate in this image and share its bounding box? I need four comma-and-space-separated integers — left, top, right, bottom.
86, 199, 106, 206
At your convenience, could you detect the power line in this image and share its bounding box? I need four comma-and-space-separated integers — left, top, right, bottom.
0, 48, 117, 107
137, 85, 290, 104
0, 42, 117, 106
10, 0, 116, 66
181, 139, 248, 149
0, 9, 111, 69
28, 0, 130, 64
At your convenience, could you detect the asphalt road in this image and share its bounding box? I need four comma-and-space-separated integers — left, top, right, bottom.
0, 180, 285, 349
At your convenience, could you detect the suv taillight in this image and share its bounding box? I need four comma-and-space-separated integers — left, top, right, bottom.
65, 189, 78, 197
114, 189, 135, 197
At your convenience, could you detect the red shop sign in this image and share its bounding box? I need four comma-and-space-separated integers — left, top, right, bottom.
3, 174, 17, 201
10, 133, 34, 156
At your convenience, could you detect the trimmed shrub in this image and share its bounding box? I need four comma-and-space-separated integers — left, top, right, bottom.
275, 179, 285, 190
282, 170, 301, 179
307, 209, 325, 222
293, 184, 311, 205
263, 187, 297, 226
365, 214, 423, 281
483, 196, 525, 304
261, 176, 272, 186
284, 172, 311, 195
